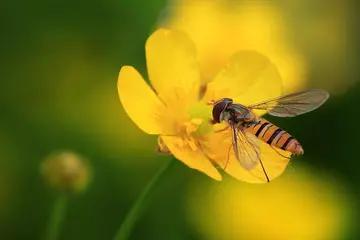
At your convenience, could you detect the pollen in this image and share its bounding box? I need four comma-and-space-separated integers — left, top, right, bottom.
187, 138, 198, 151
177, 119, 205, 151
182, 118, 205, 135
184, 121, 198, 135
190, 118, 204, 126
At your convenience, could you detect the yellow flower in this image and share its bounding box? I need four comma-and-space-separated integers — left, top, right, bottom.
187, 166, 354, 240
160, 0, 306, 93
118, 28, 291, 183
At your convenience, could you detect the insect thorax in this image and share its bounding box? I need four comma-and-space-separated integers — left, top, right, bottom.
219, 110, 232, 122
226, 104, 256, 123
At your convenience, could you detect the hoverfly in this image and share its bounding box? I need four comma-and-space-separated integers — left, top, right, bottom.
208, 89, 329, 182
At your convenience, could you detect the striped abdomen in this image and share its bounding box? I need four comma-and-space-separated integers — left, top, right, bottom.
246, 119, 304, 155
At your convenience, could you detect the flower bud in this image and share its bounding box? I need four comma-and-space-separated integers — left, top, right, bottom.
40, 151, 92, 194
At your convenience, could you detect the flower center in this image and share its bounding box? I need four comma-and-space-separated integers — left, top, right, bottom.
179, 119, 204, 151
175, 102, 215, 151
187, 102, 214, 135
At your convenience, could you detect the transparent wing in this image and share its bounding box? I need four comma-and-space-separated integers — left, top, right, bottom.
204, 122, 283, 182
248, 89, 329, 117
229, 121, 260, 170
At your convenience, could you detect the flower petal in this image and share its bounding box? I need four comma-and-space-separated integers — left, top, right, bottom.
118, 66, 170, 134
146, 28, 201, 101
225, 141, 291, 183
202, 51, 283, 116
163, 0, 307, 93
161, 136, 222, 181
201, 126, 290, 183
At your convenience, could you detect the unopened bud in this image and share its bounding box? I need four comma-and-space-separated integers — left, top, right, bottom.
40, 151, 92, 194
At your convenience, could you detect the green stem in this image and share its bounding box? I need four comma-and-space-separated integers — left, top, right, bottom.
45, 195, 68, 240
113, 159, 174, 240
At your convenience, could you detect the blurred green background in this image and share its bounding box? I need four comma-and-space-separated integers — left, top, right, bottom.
1, 0, 360, 239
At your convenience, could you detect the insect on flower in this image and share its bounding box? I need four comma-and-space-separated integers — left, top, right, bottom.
208, 89, 329, 182
118, 27, 315, 183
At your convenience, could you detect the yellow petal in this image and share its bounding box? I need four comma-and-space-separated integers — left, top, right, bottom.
227, 141, 291, 183
201, 127, 290, 183
117, 66, 168, 134
163, 0, 307, 93
202, 51, 283, 116
146, 28, 201, 101
161, 136, 222, 181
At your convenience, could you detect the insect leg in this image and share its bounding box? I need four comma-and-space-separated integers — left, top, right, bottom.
259, 159, 270, 183
270, 146, 296, 172
214, 125, 230, 133
224, 143, 233, 171
242, 130, 270, 183
206, 100, 216, 106
209, 119, 217, 125
270, 146, 291, 160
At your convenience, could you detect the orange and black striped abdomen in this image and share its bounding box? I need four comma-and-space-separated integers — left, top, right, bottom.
246, 119, 304, 155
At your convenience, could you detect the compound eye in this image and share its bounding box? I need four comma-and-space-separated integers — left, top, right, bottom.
212, 101, 228, 123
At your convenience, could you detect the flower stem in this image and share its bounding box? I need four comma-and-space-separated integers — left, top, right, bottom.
45, 195, 68, 240
113, 159, 174, 240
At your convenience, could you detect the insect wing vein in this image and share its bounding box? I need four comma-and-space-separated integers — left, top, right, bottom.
229, 121, 260, 170
248, 89, 329, 117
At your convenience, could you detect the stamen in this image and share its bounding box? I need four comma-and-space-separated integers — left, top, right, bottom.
178, 119, 205, 152
184, 122, 198, 135
187, 139, 198, 151
190, 118, 204, 126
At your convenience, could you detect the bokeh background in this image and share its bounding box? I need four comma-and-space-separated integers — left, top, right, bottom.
1, 0, 360, 239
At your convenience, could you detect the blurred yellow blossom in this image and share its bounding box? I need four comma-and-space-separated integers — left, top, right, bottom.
160, 0, 306, 93
187, 166, 353, 240
41, 151, 92, 194
118, 28, 292, 183
275, 0, 354, 93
